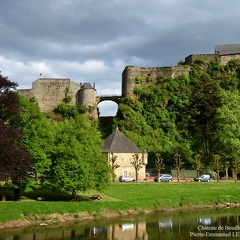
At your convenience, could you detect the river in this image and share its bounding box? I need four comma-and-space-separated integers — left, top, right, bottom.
0, 208, 239, 239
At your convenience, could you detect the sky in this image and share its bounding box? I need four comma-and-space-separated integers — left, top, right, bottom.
1, 0, 240, 116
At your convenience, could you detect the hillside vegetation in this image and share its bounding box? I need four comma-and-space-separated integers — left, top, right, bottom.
113, 59, 240, 171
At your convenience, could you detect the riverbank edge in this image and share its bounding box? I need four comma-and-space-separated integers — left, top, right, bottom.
1, 202, 240, 230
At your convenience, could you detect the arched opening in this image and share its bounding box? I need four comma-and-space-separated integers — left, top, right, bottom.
98, 100, 118, 117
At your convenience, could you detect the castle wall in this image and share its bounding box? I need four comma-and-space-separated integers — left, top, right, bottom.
70, 80, 82, 104
122, 65, 190, 98
219, 54, 240, 65
184, 54, 216, 65
17, 89, 34, 99
19, 78, 80, 112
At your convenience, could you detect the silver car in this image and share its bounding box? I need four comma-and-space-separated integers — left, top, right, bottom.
199, 175, 210, 182
193, 174, 211, 182
159, 174, 172, 182
119, 176, 135, 182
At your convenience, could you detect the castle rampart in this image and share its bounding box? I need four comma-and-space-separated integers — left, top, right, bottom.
184, 54, 217, 65
219, 54, 240, 65
19, 78, 80, 112
122, 65, 190, 98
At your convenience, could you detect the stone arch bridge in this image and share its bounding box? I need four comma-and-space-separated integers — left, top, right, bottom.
96, 95, 122, 104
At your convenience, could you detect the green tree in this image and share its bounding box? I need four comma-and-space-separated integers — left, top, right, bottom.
219, 59, 240, 91
130, 154, 144, 182
63, 87, 73, 104
174, 153, 184, 182
0, 75, 19, 123
214, 90, 240, 163
19, 95, 111, 197
45, 116, 111, 198
186, 75, 222, 163
21, 116, 55, 186
54, 103, 79, 118
18, 94, 44, 129
212, 154, 223, 182
224, 161, 230, 179
231, 156, 240, 182
18, 95, 55, 187
154, 153, 165, 182
109, 153, 120, 182
192, 154, 203, 181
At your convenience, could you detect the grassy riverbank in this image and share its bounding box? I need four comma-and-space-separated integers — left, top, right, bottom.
0, 182, 240, 227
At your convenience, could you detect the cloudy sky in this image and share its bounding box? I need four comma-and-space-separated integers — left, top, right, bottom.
1, 0, 240, 116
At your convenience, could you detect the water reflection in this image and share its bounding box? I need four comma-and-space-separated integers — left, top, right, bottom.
0, 208, 240, 239
199, 217, 212, 225
159, 218, 173, 228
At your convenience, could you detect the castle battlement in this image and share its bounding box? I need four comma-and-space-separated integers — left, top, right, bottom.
18, 44, 240, 117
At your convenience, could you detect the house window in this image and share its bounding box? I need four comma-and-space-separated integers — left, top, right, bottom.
123, 171, 128, 176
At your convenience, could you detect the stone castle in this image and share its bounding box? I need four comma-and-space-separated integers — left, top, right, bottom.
18, 44, 240, 117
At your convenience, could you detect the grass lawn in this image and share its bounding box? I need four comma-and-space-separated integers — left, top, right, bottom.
0, 181, 240, 224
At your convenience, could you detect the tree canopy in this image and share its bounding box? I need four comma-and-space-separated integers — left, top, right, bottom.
20, 99, 111, 198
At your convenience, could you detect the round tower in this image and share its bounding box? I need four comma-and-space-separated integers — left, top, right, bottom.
79, 83, 98, 118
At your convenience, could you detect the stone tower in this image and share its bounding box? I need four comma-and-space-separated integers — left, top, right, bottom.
78, 83, 98, 118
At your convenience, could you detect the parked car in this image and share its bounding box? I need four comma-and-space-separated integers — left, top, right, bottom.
199, 175, 210, 182
193, 175, 210, 182
154, 176, 159, 182
119, 176, 135, 182
155, 174, 172, 182
154, 174, 162, 182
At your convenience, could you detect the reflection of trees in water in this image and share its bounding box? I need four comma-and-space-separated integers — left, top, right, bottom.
221, 214, 240, 227
4, 210, 240, 239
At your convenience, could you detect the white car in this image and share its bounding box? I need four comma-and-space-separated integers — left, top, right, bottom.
119, 176, 135, 182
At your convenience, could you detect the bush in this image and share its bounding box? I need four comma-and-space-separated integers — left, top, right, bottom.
135, 76, 142, 84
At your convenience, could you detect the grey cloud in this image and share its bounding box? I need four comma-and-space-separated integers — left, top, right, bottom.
1, 0, 240, 115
